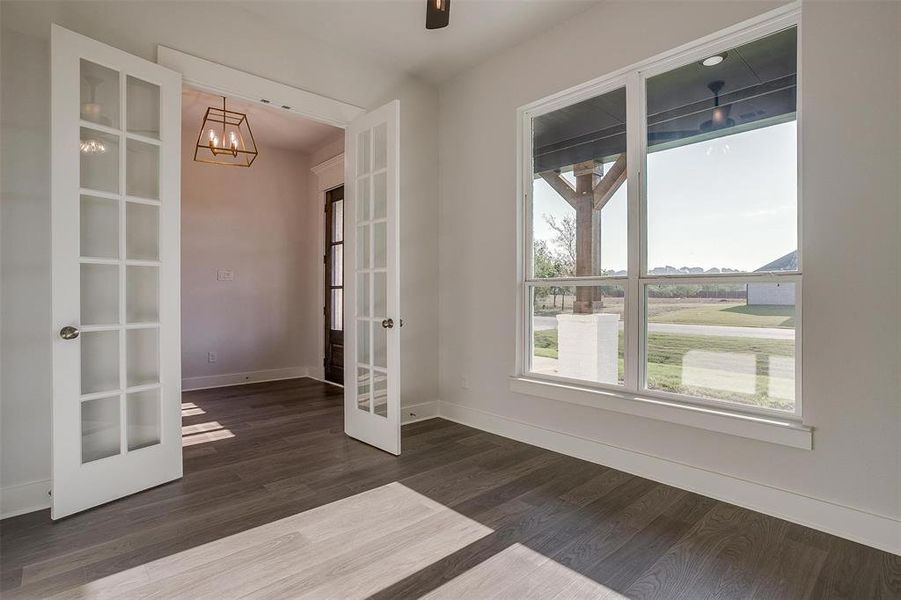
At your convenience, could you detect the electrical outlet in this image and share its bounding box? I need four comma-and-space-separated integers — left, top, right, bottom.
208, 352, 217, 363
217, 269, 234, 281
461, 376, 470, 390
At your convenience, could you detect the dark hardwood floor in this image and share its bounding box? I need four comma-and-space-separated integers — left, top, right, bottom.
1, 378, 898, 599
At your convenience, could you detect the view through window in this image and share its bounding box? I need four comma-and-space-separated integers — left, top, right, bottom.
526, 26, 799, 414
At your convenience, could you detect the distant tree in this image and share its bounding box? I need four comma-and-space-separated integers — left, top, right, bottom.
533, 239, 566, 308
544, 214, 576, 277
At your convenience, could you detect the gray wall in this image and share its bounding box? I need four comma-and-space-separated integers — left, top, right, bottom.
437, 0, 900, 525
180, 137, 312, 382
0, 1, 439, 506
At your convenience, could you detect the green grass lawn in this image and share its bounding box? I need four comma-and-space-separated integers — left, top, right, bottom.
533, 328, 794, 411
648, 303, 795, 328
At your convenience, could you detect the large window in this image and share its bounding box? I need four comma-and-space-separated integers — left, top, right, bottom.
521, 22, 800, 417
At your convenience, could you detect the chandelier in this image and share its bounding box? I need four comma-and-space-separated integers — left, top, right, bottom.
193, 96, 258, 167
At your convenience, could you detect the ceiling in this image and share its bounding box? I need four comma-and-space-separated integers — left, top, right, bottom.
239, 0, 599, 84
182, 88, 342, 153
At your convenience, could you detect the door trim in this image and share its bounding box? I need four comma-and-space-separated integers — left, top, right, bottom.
156, 47, 364, 128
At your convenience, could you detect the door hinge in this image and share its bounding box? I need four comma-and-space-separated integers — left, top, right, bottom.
323, 254, 327, 264
323, 306, 326, 316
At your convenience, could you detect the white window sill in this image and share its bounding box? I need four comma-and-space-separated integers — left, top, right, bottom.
509, 377, 812, 450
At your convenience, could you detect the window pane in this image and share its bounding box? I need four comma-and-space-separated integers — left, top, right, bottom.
645, 283, 796, 411
531, 87, 627, 278
645, 28, 797, 275
332, 199, 344, 243
530, 284, 625, 386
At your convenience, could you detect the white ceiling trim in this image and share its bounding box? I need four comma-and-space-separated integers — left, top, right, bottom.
157, 46, 364, 128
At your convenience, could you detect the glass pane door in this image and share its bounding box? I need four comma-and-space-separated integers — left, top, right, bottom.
344, 100, 399, 455
78, 59, 163, 463
354, 123, 390, 418
52, 25, 181, 518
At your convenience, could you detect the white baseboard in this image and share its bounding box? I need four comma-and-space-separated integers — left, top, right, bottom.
182, 367, 308, 391
1, 479, 50, 520
402, 400, 439, 424
438, 400, 901, 555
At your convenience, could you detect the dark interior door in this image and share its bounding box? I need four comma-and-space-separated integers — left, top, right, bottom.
324, 186, 344, 384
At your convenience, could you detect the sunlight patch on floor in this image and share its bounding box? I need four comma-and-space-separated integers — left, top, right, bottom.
181, 420, 226, 435
52, 482, 492, 600
422, 543, 630, 600
182, 428, 235, 446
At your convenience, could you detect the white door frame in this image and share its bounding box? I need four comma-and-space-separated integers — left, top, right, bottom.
156, 47, 365, 128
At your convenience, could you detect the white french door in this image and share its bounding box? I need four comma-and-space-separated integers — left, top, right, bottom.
50, 25, 182, 518
344, 100, 401, 455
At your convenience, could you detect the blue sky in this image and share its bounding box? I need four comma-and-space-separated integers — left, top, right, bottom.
532, 120, 797, 273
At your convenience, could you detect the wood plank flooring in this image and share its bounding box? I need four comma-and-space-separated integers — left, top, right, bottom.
1, 378, 898, 599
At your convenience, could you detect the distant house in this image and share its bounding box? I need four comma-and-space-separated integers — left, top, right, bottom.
747, 251, 797, 305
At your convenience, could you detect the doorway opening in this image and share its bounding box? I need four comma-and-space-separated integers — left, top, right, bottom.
180, 87, 345, 396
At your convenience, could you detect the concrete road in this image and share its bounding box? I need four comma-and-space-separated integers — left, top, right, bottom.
532, 315, 794, 340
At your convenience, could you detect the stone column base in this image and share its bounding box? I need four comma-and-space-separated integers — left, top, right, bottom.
556, 313, 619, 384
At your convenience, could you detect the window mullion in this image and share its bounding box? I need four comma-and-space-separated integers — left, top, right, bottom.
625, 71, 643, 391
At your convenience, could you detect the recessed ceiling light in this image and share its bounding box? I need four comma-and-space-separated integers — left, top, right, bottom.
701, 53, 726, 67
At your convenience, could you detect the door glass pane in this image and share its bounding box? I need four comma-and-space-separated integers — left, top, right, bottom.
357, 366, 371, 412
373, 370, 387, 417
331, 289, 343, 331
373, 325, 387, 369
127, 328, 159, 387
127, 389, 160, 450
356, 272, 370, 317
126, 266, 158, 322
80, 60, 119, 128
645, 283, 796, 411
357, 225, 370, 269
332, 199, 344, 243
356, 177, 370, 221
373, 122, 387, 171
373, 222, 386, 269
80, 195, 119, 259
81, 263, 119, 325
372, 172, 387, 220
645, 28, 797, 274
126, 76, 160, 139
126, 202, 159, 260
81, 331, 119, 395
330, 245, 343, 286
529, 284, 625, 386
531, 87, 627, 278
82, 396, 120, 463
357, 130, 371, 176
80, 128, 119, 193
356, 319, 370, 365
126, 139, 159, 199
372, 272, 386, 318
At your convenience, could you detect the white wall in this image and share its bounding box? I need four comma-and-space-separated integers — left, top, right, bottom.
438, 0, 900, 547
181, 134, 312, 386
0, 1, 439, 513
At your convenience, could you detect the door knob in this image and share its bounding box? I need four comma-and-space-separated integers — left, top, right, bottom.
59, 326, 80, 340
381, 318, 394, 329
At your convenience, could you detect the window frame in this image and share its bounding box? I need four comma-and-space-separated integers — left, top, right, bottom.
516, 5, 803, 423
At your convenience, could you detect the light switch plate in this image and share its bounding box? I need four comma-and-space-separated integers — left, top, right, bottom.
217, 269, 234, 281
